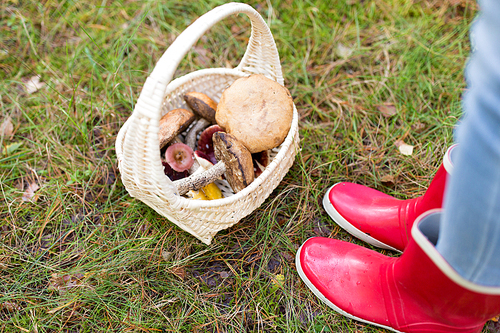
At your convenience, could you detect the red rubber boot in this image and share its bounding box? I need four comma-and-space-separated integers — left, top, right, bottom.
296, 209, 500, 333
323, 144, 457, 251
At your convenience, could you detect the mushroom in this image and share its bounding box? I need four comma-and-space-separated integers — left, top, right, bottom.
200, 182, 223, 200
184, 119, 209, 150
183, 92, 218, 149
158, 108, 196, 150
184, 92, 217, 124
213, 132, 254, 192
173, 132, 254, 195
197, 124, 223, 164
191, 150, 216, 173
216, 74, 294, 154
194, 151, 212, 168
164, 143, 194, 172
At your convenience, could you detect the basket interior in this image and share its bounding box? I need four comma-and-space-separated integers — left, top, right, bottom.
161, 69, 285, 199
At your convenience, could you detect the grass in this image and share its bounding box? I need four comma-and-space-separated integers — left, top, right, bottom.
1, 0, 497, 332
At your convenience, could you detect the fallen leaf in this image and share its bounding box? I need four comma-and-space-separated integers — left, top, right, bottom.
22, 182, 40, 202
491, 316, 499, 322
0, 301, 22, 312
231, 25, 241, 34
271, 273, 285, 290
376, 104, 397, 117
170, 266, 186, 280
411, 121, 426, 133
0, 117, 13, 137
48, 273, 85, 295
380, 174, 395, 186
23, 75, 45, 94
267, 256, 282, 272
3, 142, 22, 155
192, 46, 210, 67
395, 140, 414, 156
336, 43, 354, 59
161, 250, 173, 262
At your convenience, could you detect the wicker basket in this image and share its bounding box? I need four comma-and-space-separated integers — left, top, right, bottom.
115, 2, 299, 245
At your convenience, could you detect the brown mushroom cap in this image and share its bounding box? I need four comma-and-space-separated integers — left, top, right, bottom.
213, 132, 254, 193
158, 108, 195, 149
184, 92, 217, 124
216, 74, 294, 154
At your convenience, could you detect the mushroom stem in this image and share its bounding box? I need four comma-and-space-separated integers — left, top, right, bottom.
185, 118, 210, 150
188, 159, 200, 175
174, 161, 226, 195
171, 136, 183, 144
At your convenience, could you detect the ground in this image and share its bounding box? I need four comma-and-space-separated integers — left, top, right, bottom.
2, 0, 498, 332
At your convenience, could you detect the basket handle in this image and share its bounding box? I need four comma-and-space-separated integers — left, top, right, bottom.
134, 3, 284, 118
120, 3, 283, 198
152, 2, 283, 85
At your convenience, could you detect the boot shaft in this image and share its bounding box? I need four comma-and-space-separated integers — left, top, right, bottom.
391, 210, 500, 331
410, 145, 457, 222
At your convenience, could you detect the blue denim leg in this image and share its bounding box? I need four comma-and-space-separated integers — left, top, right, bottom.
436, 0, 500, 286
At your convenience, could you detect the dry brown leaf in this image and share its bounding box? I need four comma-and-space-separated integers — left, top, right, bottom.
376, 104, 397, 117
192, 46, 210, 67
22, 183, 40, 202
48, 273, 85, 295
380, 174, 395, 185
231, 25, 241, 34
161, 250, 173, 262
0, 301, 22, 312
411, 121, 427, 133
395, 140, 414, 156
23, 76, 45, 94
170, 266, 186, 280
0, 117, 14, 137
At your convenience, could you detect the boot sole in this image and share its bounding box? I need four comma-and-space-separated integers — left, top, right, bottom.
322, 184, 401, 252
295, 244, 403, 333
